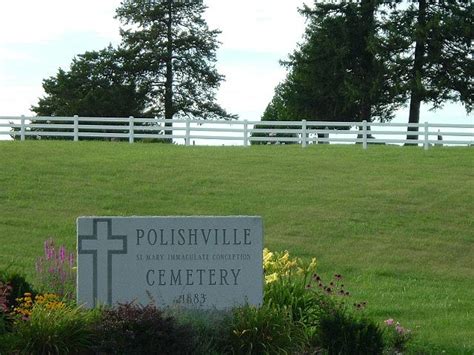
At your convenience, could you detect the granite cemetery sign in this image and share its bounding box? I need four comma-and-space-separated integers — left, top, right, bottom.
77, 216, 263, 309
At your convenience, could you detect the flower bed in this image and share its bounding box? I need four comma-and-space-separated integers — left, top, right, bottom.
0, 239, 413, 354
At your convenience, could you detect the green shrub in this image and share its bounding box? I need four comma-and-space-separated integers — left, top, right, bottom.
265, 278, 328, 338
168, 308, 229, 354
218, 304, 308, 354
11, 302, 99, 354
0, 281, 13, 334
0, 269, 36, 309
383, 318, 413, 354
264, 249, 322, 327
93, 302, 196, 354
316, 305, 385, 355
0, 333, 21, 354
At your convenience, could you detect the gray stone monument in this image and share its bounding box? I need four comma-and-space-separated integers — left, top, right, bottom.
77, 216, 263, 309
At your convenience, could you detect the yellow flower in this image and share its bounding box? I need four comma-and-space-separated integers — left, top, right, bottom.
263, 248, 274, 264
280, 251, 290, 263
308, 257, 317, 271
265, 272, 279, 284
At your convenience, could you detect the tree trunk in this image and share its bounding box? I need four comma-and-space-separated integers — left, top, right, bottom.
356, 0, 376, 142
358, 0, 376, 123
164, 0, 174, 142
406, 0, 427, 144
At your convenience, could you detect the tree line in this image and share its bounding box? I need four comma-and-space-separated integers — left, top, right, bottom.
257, 0, 472, 143
27, 0, 472, 141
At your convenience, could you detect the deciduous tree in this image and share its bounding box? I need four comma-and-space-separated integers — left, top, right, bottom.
32, 46, 147, 118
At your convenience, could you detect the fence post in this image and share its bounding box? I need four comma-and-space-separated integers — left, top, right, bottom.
185, 117, 191, 146
243, 120, 249, 147
362, 120, 368, 150
73, 115, 79, 142
20, 115, 26, 141
129, 116, 134, 143
424, 121, 429, 150
302, 120, 307, 148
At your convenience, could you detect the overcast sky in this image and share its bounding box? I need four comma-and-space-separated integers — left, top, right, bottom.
0, 0, 471, 125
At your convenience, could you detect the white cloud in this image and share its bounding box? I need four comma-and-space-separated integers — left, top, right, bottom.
205, 0, 306, 54
0, 84, 41, 116
0, 0, 122, 44
216, 60, 287, 120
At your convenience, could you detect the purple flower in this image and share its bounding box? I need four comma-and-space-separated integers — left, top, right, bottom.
69, 253, 75, 267
396, 325, 406, 335
59, 246, 66, 262
44, 239, 54, 260
36, 238, 76, 300
384, 318, 394, 326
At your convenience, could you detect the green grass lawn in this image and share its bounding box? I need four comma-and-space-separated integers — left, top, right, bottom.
0, 141, 473, 353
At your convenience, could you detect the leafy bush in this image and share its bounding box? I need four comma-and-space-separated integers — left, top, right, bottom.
10, 301, 99, 354
0, 268, 36, 309
263, 249, 319, 313
383, 318, 413, 353
168, 308, 229, 354
35, 238, 76, 299
0, 333, 21, 354
262, 249, 392, 353
263, 248, 328, 339
0, 281, 13, 334
316, 305, 385, 355
218, 304, 308, 354
93, 302, 196, 354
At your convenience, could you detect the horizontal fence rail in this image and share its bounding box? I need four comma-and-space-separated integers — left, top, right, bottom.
0, 116, 473, 149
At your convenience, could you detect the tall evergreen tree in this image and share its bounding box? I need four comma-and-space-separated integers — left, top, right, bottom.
263, 1, 404, 128
383, 1, 473, 142
116, 0, 235, 122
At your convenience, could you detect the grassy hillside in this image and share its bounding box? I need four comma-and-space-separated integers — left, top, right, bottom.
0, 141, 473, 353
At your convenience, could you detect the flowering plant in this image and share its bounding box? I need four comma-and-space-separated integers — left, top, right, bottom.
263, 248, 317, 286
383, 318, 413, 352
1, 281, 13, 333
0, 281, 12, 313
263, 248, 323, 338
35, 238, 76, 299
14, 292, 66, 320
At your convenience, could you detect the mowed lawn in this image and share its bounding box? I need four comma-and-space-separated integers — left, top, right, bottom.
0, 141, 473, 353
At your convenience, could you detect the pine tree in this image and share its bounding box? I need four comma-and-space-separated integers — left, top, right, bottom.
263, 1, 404, 129
116, 0, 235, 123
382, 1, 473, 142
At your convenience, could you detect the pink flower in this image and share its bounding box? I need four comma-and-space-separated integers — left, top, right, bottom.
384, 318, 394, 326
396, 325, 406, 335
44, 239, 53, 260
59, 246, 66, 262
69, 252, 75, 267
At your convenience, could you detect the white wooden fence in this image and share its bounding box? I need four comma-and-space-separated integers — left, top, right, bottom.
0, 116, 473, 149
